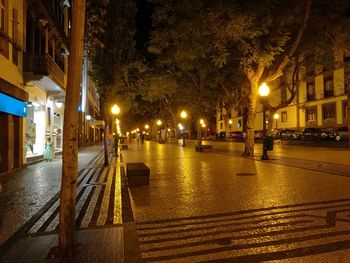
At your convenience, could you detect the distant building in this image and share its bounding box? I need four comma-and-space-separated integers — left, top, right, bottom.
217, 50, 350, 135
78, 55, 101, 147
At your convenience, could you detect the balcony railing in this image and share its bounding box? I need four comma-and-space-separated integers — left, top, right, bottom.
307, 94, 315, 101
24, 53, 65, 89
324, 89, 334, 98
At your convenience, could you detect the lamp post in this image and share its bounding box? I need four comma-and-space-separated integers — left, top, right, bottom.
258, 83, 270, 160
228, 119, 233, 138
157, 119, 162, 142
273, 113, 279, 130
111, 104, 120, 157
180, 111, 187, 146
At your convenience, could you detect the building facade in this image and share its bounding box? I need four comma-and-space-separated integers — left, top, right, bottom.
23, 0, 71, 163
217, 53, 350, 135
0, 0, 27, 174
78, 55, 101, 147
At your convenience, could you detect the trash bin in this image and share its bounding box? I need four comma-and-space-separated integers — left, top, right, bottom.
263, 136, 274, 151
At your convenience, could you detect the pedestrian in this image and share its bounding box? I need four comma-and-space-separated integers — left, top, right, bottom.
44, 137, 54, 161
141, 134, 144, 144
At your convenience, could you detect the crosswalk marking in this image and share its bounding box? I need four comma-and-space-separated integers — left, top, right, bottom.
136, 199, 350, 262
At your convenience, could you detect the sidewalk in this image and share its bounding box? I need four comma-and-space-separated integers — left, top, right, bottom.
0, 145, 141, 262
121, 140, 350, 262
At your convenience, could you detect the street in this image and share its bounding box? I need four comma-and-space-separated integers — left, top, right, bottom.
1, 141, 350, 262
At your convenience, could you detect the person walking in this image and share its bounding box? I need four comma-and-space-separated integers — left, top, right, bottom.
44, 137, 54, 161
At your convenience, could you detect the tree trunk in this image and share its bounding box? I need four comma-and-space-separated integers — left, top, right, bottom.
103, 120, 109, 166
267, 109, 275, 134
197, 121, 202, 145
347, 77, 350, 149
102, 100, 109, 166
243, 82, 258, 157
59, 0, 86, 257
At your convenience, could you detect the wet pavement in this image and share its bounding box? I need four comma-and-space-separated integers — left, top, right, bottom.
122, 140, 350, 262
1, 140, 350, 262
0, 145, 105, 246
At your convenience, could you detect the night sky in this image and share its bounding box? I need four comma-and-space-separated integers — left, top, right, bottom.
135, 0, 153, 50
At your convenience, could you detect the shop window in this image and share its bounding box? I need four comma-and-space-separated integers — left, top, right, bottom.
281, 111, 287, 122
322, 103, 335, 120
307, 83, 315, 101
306, 106, 317, 122
324, 77, 334, 97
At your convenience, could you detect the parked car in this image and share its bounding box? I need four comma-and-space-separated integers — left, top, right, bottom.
254, 130, 264, 140
301, 128, 334, 141
334, 127, 349, 141
229, 131, 245, 140
279, 129, 302, 140
214, 132, 226, 140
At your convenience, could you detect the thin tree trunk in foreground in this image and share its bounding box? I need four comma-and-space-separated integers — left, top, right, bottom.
59, 0, 86, 257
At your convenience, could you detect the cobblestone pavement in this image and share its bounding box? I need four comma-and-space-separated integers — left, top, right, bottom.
0, 145, 107, 247
122, 141, 350, 262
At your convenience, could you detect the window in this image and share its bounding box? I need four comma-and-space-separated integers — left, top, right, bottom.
322, 103, 335, 120
0, 0, 9, 58
324, 77, 334, 97
306, 106, 317, 122
0, 0, 6, 31
281, 111, 287, 122
307, 83, 315, 101
12, 8, 18, 65
343, 101, 348, 120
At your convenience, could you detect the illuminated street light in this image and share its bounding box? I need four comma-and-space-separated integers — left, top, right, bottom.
157, 120, 162, 126
111, 104, 120, 115
145, 124, 149, 129
181, 111, 187, 119
115, 119, 120, 125
111, 104, 120, 157
258, 83, 270, 97
200, 119, 204, 125
259, 83, 271, 160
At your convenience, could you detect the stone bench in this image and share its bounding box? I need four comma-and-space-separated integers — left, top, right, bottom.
126, 163, 150, 186
195, 145, 213, 152
121, 144, 128, 150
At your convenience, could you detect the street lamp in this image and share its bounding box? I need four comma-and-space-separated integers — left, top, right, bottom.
273, 113, 279, 130
111, 104, 120, 157
228, 119, 233, 133
258, 83, 270, 160
145, 124, 149, 130
180, 111, 187, 146
157, 120, 162, 141
111, 104, 120, 115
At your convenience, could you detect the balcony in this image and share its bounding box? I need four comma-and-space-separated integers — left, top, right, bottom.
324, 89, 334, 98
307, 94, 315, 101
24, 53, 65, 91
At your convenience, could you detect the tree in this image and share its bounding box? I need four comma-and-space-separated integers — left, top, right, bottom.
86, 0, 137, 165
149, 0, 224, 144
208, 0, 312, 156
59, 0, 86, 257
